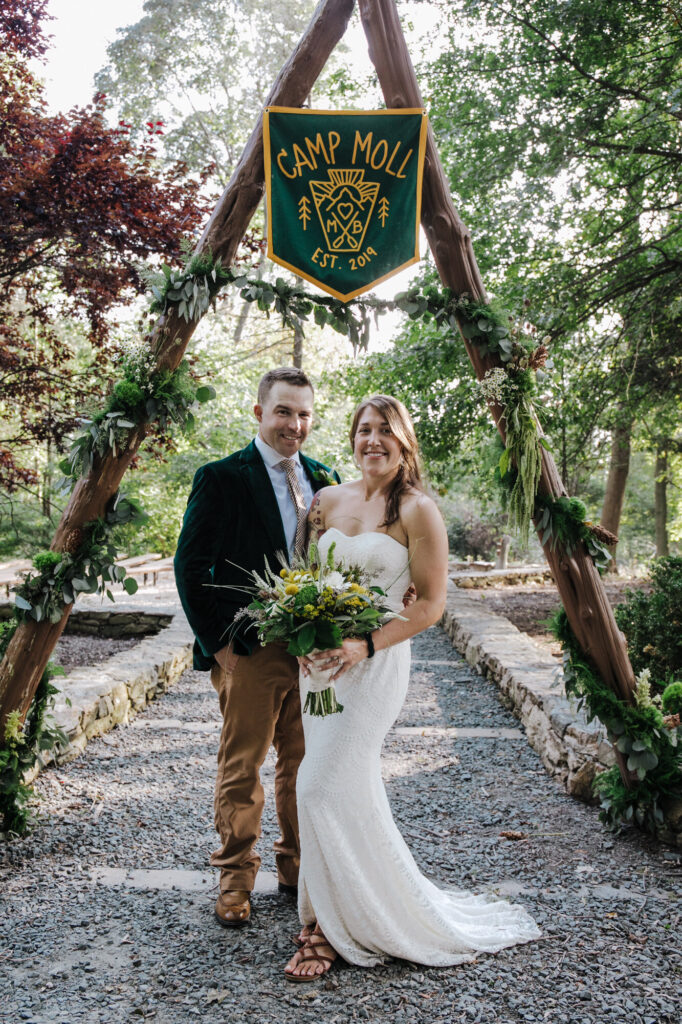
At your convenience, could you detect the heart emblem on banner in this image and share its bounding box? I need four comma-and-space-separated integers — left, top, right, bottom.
337, 203, 355, 220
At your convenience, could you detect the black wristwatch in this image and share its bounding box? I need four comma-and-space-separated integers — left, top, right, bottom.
365, 632, 375, 658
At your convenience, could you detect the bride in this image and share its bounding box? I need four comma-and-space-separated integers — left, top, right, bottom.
284, 394, 540, 982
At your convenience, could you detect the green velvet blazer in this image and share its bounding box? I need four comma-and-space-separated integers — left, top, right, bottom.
174, 440, 340, 670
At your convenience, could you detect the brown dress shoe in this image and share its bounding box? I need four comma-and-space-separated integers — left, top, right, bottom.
215, 889, 251, 928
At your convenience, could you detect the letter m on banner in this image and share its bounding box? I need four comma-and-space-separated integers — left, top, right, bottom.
264, 108, 427, 301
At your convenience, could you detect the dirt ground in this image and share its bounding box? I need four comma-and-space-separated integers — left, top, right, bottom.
458, 576, 649, 654
53, 633, 141, 673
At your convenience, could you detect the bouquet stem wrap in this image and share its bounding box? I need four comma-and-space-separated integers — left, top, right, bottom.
303, 649, 344, 717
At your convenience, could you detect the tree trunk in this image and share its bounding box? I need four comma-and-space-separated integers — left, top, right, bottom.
495, 535, 512, 570
42, 436, 52, 518
358, 0, 636, 713
293, 322, 304, 368
232, 233, 267, 346
600, 417, 632, 572
291, 272, 306, 368
655, 446, 669, 558
0, 0, 356, 736
232, 297, 253, 347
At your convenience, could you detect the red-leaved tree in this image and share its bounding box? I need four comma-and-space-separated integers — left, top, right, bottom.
0, 0, 212, 497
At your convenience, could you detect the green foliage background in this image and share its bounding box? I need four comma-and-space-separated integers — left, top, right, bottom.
2, 0, 681, 566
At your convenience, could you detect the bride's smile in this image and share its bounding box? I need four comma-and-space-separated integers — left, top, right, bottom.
354, 406, 403, 479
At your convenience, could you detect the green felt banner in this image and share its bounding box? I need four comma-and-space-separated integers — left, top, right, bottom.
264, 108, 427, 301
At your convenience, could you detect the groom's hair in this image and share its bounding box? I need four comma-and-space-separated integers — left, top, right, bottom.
257, 367, 314, 404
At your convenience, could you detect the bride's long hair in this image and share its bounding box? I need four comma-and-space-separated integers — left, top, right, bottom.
349, 394, 424, 527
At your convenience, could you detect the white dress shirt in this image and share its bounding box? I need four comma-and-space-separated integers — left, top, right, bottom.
254, 434, 316, 560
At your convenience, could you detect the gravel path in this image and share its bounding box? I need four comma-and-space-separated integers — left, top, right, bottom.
2, 626, 680, 1023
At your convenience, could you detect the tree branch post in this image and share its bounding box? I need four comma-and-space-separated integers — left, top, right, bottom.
358, 0, 636, 716
0, 0, 356, 735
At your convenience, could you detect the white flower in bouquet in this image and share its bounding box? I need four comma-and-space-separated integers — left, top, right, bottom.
323, 570, 346, 590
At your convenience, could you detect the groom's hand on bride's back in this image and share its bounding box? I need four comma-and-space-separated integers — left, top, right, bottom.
402, 583, 417, 608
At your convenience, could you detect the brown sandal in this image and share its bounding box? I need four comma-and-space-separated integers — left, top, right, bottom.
290, 923, 315, 948
284, 932, 336, 983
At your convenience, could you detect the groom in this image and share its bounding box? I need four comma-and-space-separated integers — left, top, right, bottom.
174, 367, 340, 928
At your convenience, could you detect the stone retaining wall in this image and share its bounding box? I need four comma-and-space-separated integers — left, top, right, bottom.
440, 585, 613, 803
29, 609, 194, 776
0, 603, 171, 638
440, 584, 682, 847
451, 568, 553, 588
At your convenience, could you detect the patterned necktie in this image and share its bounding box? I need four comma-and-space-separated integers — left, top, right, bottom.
278, 458, 307, 557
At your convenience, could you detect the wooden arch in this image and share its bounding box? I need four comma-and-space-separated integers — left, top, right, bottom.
0, 0, 635, 784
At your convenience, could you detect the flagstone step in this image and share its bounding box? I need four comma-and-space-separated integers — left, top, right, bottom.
125, 717, 525, 740
393, 726, 525, 739
90, 866, 278, 894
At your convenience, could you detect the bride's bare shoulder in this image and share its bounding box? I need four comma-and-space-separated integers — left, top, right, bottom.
314, 480, 357, 507
401, 490, 446, 533
308, 480, 357, 527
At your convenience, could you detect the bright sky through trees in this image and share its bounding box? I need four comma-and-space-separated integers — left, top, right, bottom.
30, 0, 147, 112
32, 1, 445, 131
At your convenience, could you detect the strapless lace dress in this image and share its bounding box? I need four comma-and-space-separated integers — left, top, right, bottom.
296, 528, 540, 967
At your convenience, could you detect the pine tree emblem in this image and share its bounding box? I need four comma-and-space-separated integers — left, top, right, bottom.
298, 195, 311, 230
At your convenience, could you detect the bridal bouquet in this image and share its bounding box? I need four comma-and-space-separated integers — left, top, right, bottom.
236, 541, 403, 717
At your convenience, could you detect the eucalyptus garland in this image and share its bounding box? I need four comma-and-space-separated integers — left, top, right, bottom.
146, 249, 381, 347
147, 251, 233, 323
12, 493, 147, 623
477, 342, 550, 544
145, 246, 550, 355
61, 352, 215, 482
551, 608, 682, 832
535, 495, 616, 573
0, 621, 66, 835
504, 399, 544, 546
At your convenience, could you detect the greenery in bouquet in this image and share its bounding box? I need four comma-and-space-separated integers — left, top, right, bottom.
239, 541, 403, 716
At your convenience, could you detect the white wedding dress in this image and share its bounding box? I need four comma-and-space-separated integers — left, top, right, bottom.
296, 528, 541, 967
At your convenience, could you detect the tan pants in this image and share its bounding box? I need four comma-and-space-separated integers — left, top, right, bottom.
209, 643, 304, 893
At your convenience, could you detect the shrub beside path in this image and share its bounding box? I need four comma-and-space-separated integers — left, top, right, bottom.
1, 617, 680, 1022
